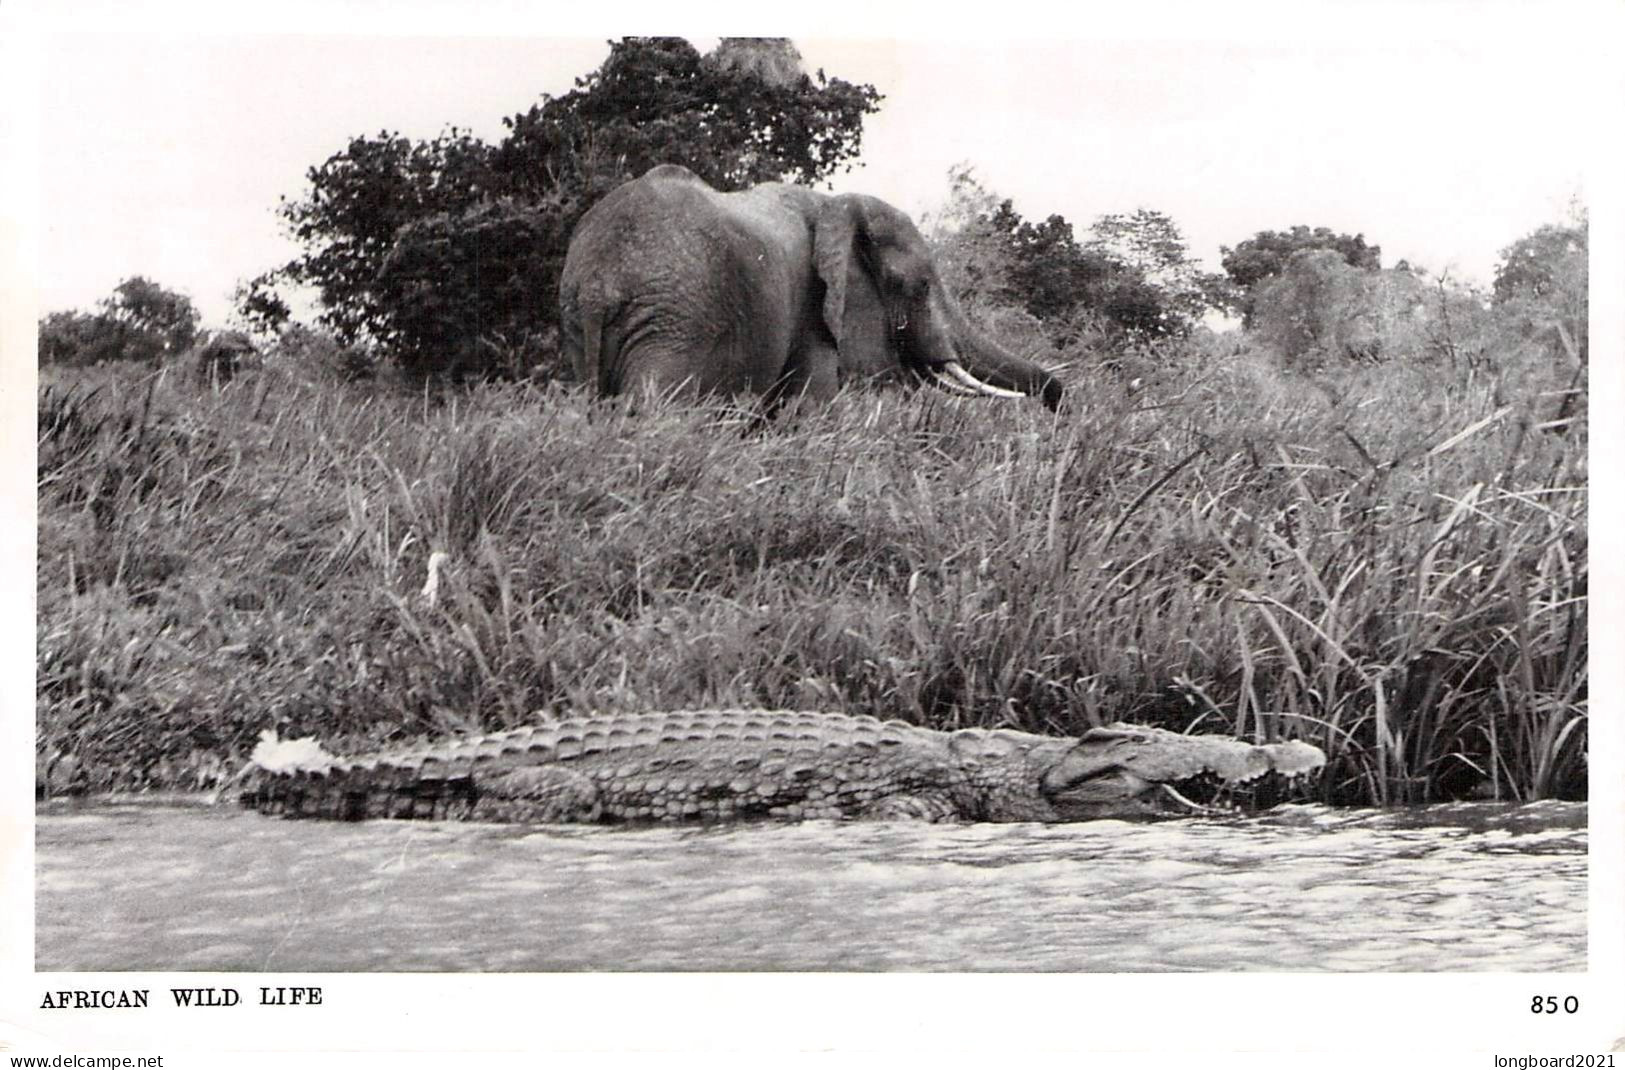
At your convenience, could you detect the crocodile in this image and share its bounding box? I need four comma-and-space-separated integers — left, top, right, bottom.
236, 709, 1326, 824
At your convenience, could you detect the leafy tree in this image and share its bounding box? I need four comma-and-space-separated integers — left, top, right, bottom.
274, 127, 495, 350
1493, 216, 1587, 303
1250, 249, 1366, 368
1251, 250, 1428, 370
231, 273, 293, 337
925, 165, 1021, 304
928, 166, 1222, 341
39, 277, 199, 366
374, 198, 569, 379
1492, 209, 1588, 366
256, 37, 881, 378
38, 311, 116, 366
994, 208, 1113, 325
1222, 225, 1381, 326
1085, 210, 1234, 330
496, 36, 877, 194
101, 276, 200, 357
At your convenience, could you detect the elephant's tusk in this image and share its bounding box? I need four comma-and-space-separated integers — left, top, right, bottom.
941, 361, 1028, 399
928, 367, 983, 396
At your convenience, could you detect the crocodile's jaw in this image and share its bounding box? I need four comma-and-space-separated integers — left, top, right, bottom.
1032, 725, 1329, 820
959, 737, 1165, 821
1042, 767, 1165, 819
1016, 737, 1173, 819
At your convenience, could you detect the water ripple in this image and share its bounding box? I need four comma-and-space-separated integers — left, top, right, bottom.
35, 798, 1586, 972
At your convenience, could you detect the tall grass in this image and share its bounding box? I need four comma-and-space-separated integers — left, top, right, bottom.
35, 346, 1586, 805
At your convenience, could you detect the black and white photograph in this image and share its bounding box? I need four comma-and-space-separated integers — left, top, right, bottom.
5, 0, 1620, 1059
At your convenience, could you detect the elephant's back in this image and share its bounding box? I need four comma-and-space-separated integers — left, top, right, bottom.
563, 169, 719, 289
720, 183, 820, 255
583, 166, 711, 231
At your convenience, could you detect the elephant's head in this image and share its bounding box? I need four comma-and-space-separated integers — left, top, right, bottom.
813, 195, 1064, 411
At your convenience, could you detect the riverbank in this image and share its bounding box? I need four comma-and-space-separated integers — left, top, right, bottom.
36, 346, 1586, 806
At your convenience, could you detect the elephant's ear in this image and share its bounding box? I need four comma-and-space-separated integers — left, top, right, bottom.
814, 196, 862, 343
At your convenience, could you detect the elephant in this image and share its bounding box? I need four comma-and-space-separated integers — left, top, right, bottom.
558, 164, 1063, 412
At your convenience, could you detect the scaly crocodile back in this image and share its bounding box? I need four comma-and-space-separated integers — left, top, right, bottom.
241, 709, 974, 823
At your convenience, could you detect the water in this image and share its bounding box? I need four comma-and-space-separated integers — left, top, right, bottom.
35, 797, 1586, 972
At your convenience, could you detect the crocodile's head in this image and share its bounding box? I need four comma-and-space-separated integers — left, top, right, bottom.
1033, 723, 1327, 820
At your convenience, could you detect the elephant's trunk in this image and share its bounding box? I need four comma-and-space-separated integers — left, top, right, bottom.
950, 318, 1065, 412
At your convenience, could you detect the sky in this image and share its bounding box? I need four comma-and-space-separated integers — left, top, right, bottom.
12, 1, 1616, 329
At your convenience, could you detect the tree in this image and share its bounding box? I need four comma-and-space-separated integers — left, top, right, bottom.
38, 311, 114, 366
1492, 209, 1588, 365
1250, 249, 1366, 368
1085, 210, 1233, 331
927, 167, 1223, 341
1494, 214, 1587, 304
39, 277, 199, 366
101, 276, 200, 358
231, 273, 292, 337
273, 127, 495, 349
256, 37, 881, 378
373, 198, 569, 379
925, 164, 1021, 305
1221, 225, 1381, 326
1251, 251, 1428, 370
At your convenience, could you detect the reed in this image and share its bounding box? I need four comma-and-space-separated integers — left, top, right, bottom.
36, 344, 1586, 806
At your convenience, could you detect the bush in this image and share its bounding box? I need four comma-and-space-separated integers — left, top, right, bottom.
373, 198, 567, 380
1250, 250, 1419, 368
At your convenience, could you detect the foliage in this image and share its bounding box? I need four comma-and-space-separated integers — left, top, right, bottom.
102, 276, 202, 356
38, 334, 1585, 806
1494, 213, 1588, 303
1492, 211, 1588, 366
230, 273, 293, 337
497, 36, 878, 194
273, 126, 496, 350
927, 166, 1225, 345
273, 323, 380, 384
38, 277, 200, 366
1251, 250, 1425, 369
925, 164, 1016, 298
257, 37, 882, 379
1239, 203, 1589, 452
373, 198, 567, 380
1085, 209, 1236, 326
39, 311, 124, 367
1222, 225, 1382, 326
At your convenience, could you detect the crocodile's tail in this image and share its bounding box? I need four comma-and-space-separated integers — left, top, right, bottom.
233, 728, 480, 821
